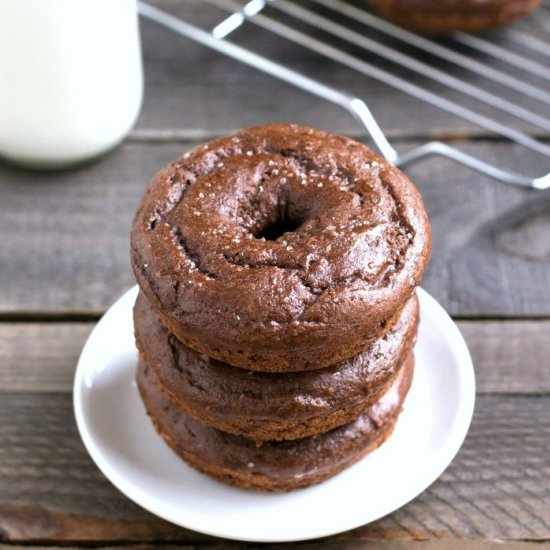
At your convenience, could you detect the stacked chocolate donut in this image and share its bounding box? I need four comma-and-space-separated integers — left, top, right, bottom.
130, 124, 432, 492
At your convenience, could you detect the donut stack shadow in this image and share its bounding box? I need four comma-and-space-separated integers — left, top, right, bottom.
130, 124, 432, 492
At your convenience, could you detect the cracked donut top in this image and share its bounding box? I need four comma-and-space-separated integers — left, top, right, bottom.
131, 124, 431, 367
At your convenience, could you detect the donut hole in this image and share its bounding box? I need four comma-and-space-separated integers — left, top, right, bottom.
256, 215, 304, 241
251, 193, 312, 241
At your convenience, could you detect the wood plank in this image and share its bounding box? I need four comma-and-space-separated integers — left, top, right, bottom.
0, 142, 184, 315
414, 145, 550, 317
1, 321, 548, 394
1, 141, 550, 317
0, 393, 548, 543
135, 0, 550, 139
0, 324, 92, 393
459, 321, 550, 393
1, 543, 549, 550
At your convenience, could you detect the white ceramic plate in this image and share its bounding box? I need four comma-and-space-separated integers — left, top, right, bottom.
74, 286, 475, 543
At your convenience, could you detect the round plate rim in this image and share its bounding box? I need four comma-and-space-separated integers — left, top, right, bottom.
73, 285, 475, 543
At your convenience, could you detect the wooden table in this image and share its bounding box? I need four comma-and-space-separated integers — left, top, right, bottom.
1, 2, 549, 548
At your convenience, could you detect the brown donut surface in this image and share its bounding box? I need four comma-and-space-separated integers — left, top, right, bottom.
131, 124, 431, 371
134, 291, 419, 441
368, 0, 540, 34
136, 354, 414, 492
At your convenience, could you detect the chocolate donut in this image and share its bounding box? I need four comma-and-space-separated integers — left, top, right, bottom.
367, 0, 540, 35
131, 124, 431, 371
134, 291, 419, 441
136, 355, 414, 492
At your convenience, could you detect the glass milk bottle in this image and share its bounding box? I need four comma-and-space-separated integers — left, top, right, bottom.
0, 0, 143, 169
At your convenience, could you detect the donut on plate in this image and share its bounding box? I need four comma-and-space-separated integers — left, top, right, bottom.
136, 354, 414, 492
134, 291, 419, 442
131, 124, 431, 372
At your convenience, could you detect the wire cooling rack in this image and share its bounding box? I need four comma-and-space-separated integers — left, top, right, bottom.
139, 0, 550, 189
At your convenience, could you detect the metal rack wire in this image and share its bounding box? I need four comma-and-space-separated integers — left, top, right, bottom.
139, 0, 550, 189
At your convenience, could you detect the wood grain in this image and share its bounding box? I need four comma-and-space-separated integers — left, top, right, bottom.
459, 321, 550, 393
407, 144, 550, 318
0, 324, 92, 393
1, 543, 549, 550
1, 141, 550, 317
1, 321, 548, 394
0, 142, 184, 315
0, 392, 548, 543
